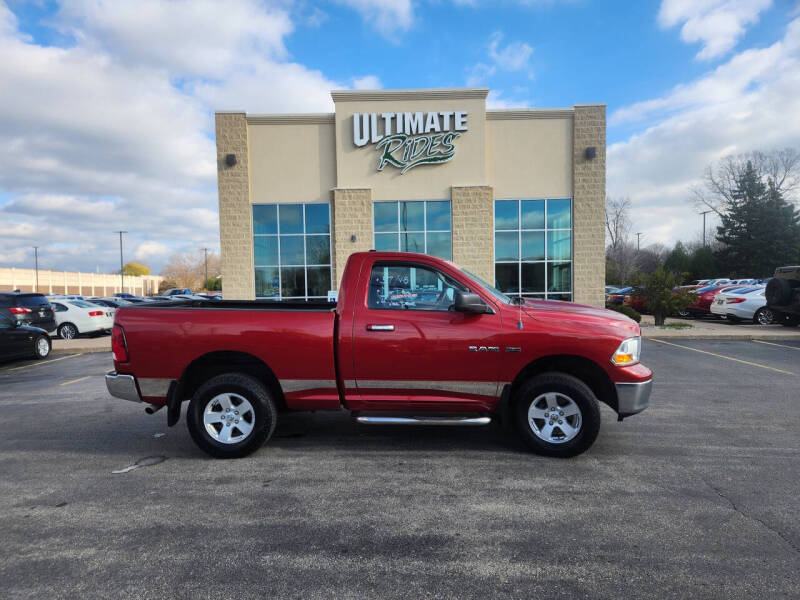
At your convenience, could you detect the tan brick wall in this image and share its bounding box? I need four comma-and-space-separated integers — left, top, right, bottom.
332, 188, 373, 287
572, 105, 606, 307
451, 185, 494, 283
216, 113, 255, 300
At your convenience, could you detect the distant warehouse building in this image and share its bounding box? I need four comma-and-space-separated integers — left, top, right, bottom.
215, 88, 605, 306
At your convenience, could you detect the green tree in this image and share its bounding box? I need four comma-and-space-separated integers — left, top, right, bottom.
663, 241, 691, 278
632, 266, 695, 326
122, 262, 151, 276
715, 162, 800, 277
688, 246, 718, 281
205, 277, 222, 291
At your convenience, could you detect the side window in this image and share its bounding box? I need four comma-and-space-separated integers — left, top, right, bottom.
367, 264, 466, 312
53, 303, 67, 312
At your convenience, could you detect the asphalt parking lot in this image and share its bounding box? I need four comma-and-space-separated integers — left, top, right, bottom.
0, 340, 798, 599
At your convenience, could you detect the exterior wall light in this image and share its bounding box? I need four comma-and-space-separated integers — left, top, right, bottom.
584, 147, 596, 160
225, 154, 237, 167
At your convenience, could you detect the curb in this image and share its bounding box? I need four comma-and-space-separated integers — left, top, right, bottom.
642, 333, 800, 341
51, 346, 111, 355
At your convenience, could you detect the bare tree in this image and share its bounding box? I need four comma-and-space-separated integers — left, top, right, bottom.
693, 148, 800, 215
160, 251, 221, 290
605, 196, 632, 251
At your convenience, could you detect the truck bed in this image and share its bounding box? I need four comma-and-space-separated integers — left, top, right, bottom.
133, 299, 336, 311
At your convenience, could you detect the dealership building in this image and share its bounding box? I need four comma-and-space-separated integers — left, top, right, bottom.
215, 88, 605, 306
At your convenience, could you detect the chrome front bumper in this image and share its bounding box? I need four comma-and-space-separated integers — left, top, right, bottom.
105, 371, 141, 403
615, 379, 652, 417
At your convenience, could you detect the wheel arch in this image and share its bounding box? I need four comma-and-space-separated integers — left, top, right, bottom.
510, 354, 618, 412
177, 351, 286, 413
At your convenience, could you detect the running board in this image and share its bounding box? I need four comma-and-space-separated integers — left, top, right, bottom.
355, 415, 491, 426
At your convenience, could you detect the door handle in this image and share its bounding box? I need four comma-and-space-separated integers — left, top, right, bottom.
366, 324, 395, 331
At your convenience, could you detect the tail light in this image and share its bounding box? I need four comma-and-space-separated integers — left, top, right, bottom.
9, 307, 31, 314
88, 310, 104, 316
726, 298, 746, 304
111, 325, 129, 362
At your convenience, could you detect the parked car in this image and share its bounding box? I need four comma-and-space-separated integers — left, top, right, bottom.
0, 292, 56, 332
605, 286, 633, 306
169, 294, 211, 301
106, 251, 652, 459
162, 288, 192, 296
765, 266, 800, 327
88, 298, 133, 311
705, 278, 732, 286
0, 314, 51, 361
678, 284, 748, 318
709, 286, 772, 324
114, 293, 138, 299
48, 298, 114, 339
730, 279, 758, 285
605, 286, 620, 295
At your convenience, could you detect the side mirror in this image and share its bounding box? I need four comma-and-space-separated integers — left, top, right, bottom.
454, 291, 488, 314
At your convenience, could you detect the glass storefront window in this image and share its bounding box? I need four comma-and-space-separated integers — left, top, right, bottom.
252, 203, 332, 300
494, 198, 573, 301
373, 200, 452, 260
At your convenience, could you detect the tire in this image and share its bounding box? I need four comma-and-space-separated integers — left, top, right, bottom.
58, 323, 78, 340
726, 315, 740, 324
753, 307, 774, 326
765, 278, 793, 306
513, 373, 601, 458
676, 309, 691, 318
778, 314, 800, 327
32, 335, 51, 359
186, 373, 277, 458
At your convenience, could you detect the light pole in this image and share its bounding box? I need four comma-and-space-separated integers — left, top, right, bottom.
32, 246, 39, 292
201, 247, 209, 290
700, 210, 712, 247
635, 232, 643, 252
114, 231, 127, 293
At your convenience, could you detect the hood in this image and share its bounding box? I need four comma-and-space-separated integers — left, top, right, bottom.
517, 298, 641, 336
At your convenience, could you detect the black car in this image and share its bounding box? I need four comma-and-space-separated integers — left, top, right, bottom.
0, 292, 56, 332
88, 298, 131, 309
0, 315, 51, 361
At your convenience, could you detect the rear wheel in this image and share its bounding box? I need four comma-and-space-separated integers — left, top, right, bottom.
187, 373, 277, 458
32, 335, 51, 359
513, 373, 601, 458
753, 307, 774, 325
58, 323, 78, 340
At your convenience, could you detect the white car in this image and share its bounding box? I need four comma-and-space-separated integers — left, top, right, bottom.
710, 286, 773, 324
48, 298, 114, 339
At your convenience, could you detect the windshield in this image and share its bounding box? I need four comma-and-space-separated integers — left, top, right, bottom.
459, 268, 513, 305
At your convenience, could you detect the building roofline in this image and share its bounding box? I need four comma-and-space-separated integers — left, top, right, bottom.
246, 113, 335, 125
486, 108, 574, 120
331, 87, 489, 102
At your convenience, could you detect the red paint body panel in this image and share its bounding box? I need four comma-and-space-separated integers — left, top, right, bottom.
115, 251, 652, 413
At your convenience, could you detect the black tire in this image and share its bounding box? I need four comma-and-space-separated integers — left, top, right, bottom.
753, 307, 774, 325
676, 309, 691, 318
32, 335, 51, 359
778, 314, 800, 327
58, 323, 78, 340
766, 278, 793, 306
513, 372, 601, 458
186, 373, 277, 458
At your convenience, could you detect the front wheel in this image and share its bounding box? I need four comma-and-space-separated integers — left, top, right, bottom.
186, 373, 277, 458
753, 307, 774, 325
513, 373, 601, 458
58, 323, 78, 340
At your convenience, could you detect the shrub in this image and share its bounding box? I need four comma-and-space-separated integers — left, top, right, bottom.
633, 266, 696, 326
608, 304, 641, 323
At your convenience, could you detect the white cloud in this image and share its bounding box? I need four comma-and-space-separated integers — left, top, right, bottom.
466, 62, 495, 86
658, 0, 773, 60
608, 17, 800, 246
134, 241, 170, 262
335, 0, 414, 36
488, 31, 533, 71
351, 75, 382, 89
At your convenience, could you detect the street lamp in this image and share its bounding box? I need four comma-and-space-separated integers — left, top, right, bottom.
635, 232, 643, 251
114, 231, 127, 293
699, 210, 712, 247
32, 246, 39, 292
200, 247, 209, 290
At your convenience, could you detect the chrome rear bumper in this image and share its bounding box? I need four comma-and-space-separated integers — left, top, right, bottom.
615, 379, 652, 417
105, 371, 141, 403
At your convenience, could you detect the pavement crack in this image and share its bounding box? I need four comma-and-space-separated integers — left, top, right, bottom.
702, 477, 799, 555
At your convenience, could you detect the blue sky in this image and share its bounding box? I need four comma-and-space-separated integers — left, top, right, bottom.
0, 0, 798, 273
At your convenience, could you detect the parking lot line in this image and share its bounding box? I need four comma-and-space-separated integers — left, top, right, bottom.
752, 339, 800, 351
60, 375, 90, 386
649, 339, 796, 376
3, 353, 83, 373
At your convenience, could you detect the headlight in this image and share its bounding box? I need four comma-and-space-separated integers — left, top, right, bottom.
611, 336, 641, 366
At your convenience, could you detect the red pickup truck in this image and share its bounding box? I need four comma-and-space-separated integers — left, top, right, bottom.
106, 252, 652, 458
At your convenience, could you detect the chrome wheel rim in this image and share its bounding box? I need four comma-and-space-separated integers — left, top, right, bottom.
757, 309, 773, 325
528, 392, 582, 444
61, 325, 76, 339
36, 338, 49, 357
203, 393, 255, 444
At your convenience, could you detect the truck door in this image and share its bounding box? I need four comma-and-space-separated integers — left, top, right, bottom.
349, 259, 503, 412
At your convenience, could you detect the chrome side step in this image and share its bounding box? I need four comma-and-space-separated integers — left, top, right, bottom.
355, 415, 491, 426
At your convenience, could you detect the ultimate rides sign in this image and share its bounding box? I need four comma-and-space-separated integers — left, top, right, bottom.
352, 110, 468, 174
